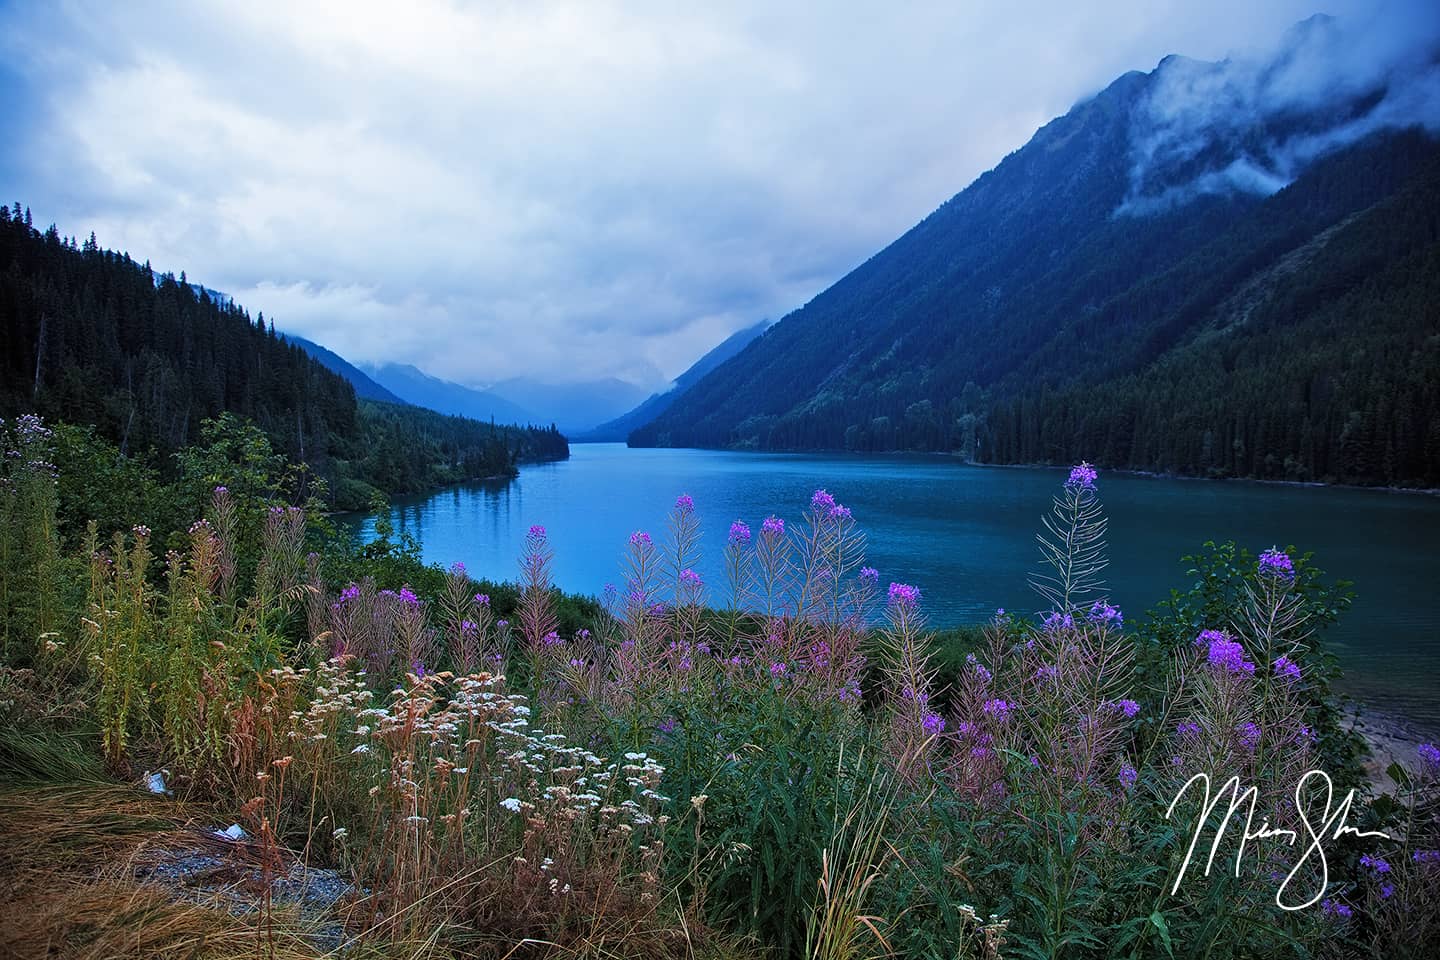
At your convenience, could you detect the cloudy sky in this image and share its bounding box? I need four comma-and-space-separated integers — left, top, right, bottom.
0, 0, 1394, 390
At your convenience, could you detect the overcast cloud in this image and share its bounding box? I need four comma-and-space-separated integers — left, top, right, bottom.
0, 0, 1391, 389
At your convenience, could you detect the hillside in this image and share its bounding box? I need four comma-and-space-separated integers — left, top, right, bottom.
0, 211, 568, 507
285, 333, 407, 404
582, 319, 770, 441
630, 22, 1440, 488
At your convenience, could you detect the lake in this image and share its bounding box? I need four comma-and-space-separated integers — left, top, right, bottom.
345, 443, 1440, 732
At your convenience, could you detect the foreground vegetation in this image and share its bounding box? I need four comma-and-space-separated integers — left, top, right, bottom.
3, 412, 1438, 959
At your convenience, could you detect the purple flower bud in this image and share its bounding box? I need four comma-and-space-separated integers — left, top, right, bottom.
728, 520, 751, 545
1118, 763, 1138, 788
527, 524, 546, 540
1258, 548, 1294, 580
810, 489, 836, 513
887, 582, 921, 609
674, 493, 694, 512
859, 566, 879, 583
1273, 656, 1301, 682
629, 530, 652, 547
761, 516, 784, 537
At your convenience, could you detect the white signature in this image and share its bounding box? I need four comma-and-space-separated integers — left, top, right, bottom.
1164, 769, 1390, 910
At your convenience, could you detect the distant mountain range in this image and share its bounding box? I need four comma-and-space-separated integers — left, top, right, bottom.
283, 334, 406, 404
488, 376, 651, 436
580, 319, 771, 441
630, 14, 1440, 489
359, 362, 537, 426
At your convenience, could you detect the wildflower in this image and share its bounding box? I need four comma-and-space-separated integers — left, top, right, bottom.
332, 828, 348, 840
859, 566, 879, 584
1360, 854, 1392, 875
499, 797, 523, 813
1113, 699, 1141, 719
769, 661, 788, 677
630, 530, 652, 547
1380, 883, 1394, 899
397, 587, 421, 606
214, 485, 228, 494
1295, 723, 1317, 744
1176, 720, 1201, 738
1321, 898, 1353, 920
450, 561, 467, 577
1237, 722, 1262, 751
542, 631, 562, 647
811, 489, 837, 513
1273, 656, 1302, 682
1042, 611, 1074, 633
679, 568, 703, 588
1065, 461, 1098, 490
528, 524, 547, 540
657, 717, 677, 734
968, 655, 993, 684
887, 582, 921, 609
1087, 600, 1123, 628
1412, 849, 1440, 863
1419, 743, 1440, 767
762, 516, 785, 536
1034, 664, 1058, 682
675, 493, 694, 512
1258, 548, 1294, 580
1204, 632, 1255, 675
1119, 763, 1138, 788
982, 699, 1013, 721
922, 712, 946, 735
728, 520, 751, 545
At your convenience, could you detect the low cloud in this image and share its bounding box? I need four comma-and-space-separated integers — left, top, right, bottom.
1120, 2, 1440, 216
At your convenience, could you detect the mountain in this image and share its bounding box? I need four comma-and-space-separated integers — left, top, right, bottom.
488, 376, 651, 435
284, 333, 406, 404
363, 363, 539, 426
583, 319, 771, 441
0, 214, 568, 508
630, 17, 1440, 488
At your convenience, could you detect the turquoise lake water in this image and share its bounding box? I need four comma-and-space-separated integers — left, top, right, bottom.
346, 443, 1440, 731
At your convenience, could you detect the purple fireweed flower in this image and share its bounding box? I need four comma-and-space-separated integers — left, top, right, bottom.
1113, 699, 1141, 719
474, 593, 490, 607
982, 699, 1013, 721
213, 485, 228, 494
339, 583, 361, 603
900, 685, 928, 706
1258, 548, 1295, 580
1295, 723, 1317, 745
761, 516, 784, 536
461, 620, 478, 633
1042, 611, 1074, 633
577, 628, 591, 641
970, 746, 991, 759
1205, 633, 1255, 675
859, 566, 879, 584
1321, 899, 1353, 920
1029, 755, 1041, 767
1419, 743, 1440, 767
542, 631, 562, 647
1413, 850, 1440, 863
837, 681, 862, 703
966, 653, 992, 683
1381, 883, 1394, 899
1360, 855, 1392, 875
922, 712, 946, 735
887, 582, 921, 609
829, 503, 852, 520
132, 524, 151, 538
1087, 601, 1123, 628
1119, 763, 1138, 788
397, 587, 421, 606
679, 568, 703, 588
1065, 461, 1098, 490
1195, 628, 1228, 647
527, 524, 547, 540
568, 658, 585, 669
412, 660, 426, 678
1273, 656, 1302, 682
675, 493, 694, 512
728, 520, 751, 545
496, 619, 508, 628
1034, 664, 1058, 682
769, 662, 788, 677
629, 530, 652, 547
1237, 721, 1262, 751
810, 489, 837, 513
449, 561, 467, 577
657, 717, 677, 734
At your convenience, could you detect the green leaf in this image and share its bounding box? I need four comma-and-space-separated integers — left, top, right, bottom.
1150, 910, 1175, 957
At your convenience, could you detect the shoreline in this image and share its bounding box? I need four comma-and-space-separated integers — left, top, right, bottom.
1345, 701, 1434, 794
614, 441, 1440, 497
